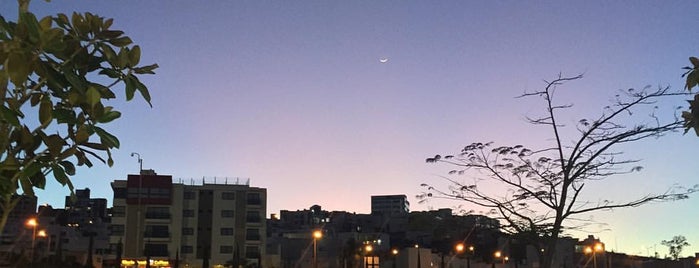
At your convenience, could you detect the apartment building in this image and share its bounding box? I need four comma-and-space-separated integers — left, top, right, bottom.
370, 194, 409, 216
110, 170, 267, 268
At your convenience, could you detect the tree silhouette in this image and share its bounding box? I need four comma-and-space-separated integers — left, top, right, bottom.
661, 235, 690, 260
682, 56, 699, 134
422, 74, 698, 268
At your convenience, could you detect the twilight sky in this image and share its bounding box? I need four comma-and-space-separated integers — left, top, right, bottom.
3, 0, 698, 257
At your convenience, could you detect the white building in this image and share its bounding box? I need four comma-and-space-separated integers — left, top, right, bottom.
109, 171, 266, 268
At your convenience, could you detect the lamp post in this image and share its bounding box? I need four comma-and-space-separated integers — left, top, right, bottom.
455, 243, 473, 268
26, 218, 38, 265
37, 230, 49, 260
493, 251, 507, 268
584, 243, 604, 268
391, 248, 398, 268
312, 230, 322, 268
131, 152, 143, 258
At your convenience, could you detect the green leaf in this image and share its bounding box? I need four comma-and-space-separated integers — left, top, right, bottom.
686, 70, 699, 91
82, 142, 108, 150
19, 11, 41, 43
690, 57, 699, 68
7, 52, 31, 86
133, 63, 159, 74
98, 110, 121, 123
116, 48, 128, 68
75, 125, 90, 143
98, 68, 120, 79
124, 75, 136, 101
0, 106, 20, 127
59, 161, 76, 176
108, 36, 132, 47
44, 134, 65, 157
71, 12, 88, 38
39, 16, 52, 30
98, 30, 123, 39
134, 76, 152, 107
64, 71, 86, 91
52, 164, 69, 185
128, 45, 141, 66
100, 43, 117, 62
55, 13, 69, 28
94, 127, 120, 148
86, 86, 101, 107
38, 97, 52, 128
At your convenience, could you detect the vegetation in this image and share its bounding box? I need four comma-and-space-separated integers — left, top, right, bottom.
682, 57, 699, 134
421, 75, 697, 268
0, 1, 156, 233
661, 235, 690, 260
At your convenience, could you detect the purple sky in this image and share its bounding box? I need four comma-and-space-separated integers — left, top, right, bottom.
3, 0, 698, 257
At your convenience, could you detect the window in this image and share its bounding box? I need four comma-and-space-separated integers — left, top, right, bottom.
221, 192, 235, 200
246, 211, 261, 223
111, 206, 125, 217
182, 228, 194, 235
246, 193, 262, 205
145, 225, 169, 238
144, 243, 168, 257
245, 246, 260, 258
220, 228, 234, 236
146, 207, 170, 219
150, 188, 171, 199
181, 245, 193, 254
113, 188, 127, 199
111, 224, 124, 236
183, 209, 195, 217
221, 210, 234, 218
246, 228, 260, 241
220, 246, 233, 254
183, 191, 196, 200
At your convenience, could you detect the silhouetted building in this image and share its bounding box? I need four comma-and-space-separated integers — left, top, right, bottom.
371, 195, 409, 216
64, 188, 108, 225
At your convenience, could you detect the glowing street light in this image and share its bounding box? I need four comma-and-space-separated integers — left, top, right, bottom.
312, 230, 323, 268
455, 243, 465, 253
26, 218, 38, 264
584, 243, 605, 268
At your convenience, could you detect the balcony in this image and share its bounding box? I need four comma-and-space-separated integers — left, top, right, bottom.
145, 213, 171, 222
144, 231, 170, 242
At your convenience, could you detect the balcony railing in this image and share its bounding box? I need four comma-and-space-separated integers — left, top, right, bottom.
145, 213, 171, 220
144, 231, 170, 238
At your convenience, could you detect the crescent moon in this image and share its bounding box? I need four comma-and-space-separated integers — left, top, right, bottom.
379, 58, 389, 63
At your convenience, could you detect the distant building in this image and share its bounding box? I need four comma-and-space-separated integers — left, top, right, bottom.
64, 188, 108, 225
370, 195, 409, 216
110, 171, 267, 268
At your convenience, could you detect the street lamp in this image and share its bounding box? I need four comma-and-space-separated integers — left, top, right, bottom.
455, 244, 474, 268
26, 218, 38, 264
584, 243, 604, 268
131, 152, 143, 258
312, 230, 322, 268
391, 248, 398, 268
37, 230, 49, 259
493, 251, 507, 268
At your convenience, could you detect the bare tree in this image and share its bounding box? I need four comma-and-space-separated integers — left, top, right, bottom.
661, 235, 690, 260
421, 74, 698, 268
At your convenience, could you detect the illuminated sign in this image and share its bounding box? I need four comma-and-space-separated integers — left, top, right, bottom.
121, 259, 171, 267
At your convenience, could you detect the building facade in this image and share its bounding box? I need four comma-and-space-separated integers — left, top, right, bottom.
110, 171, 267, 268
370, 195, 409, 216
